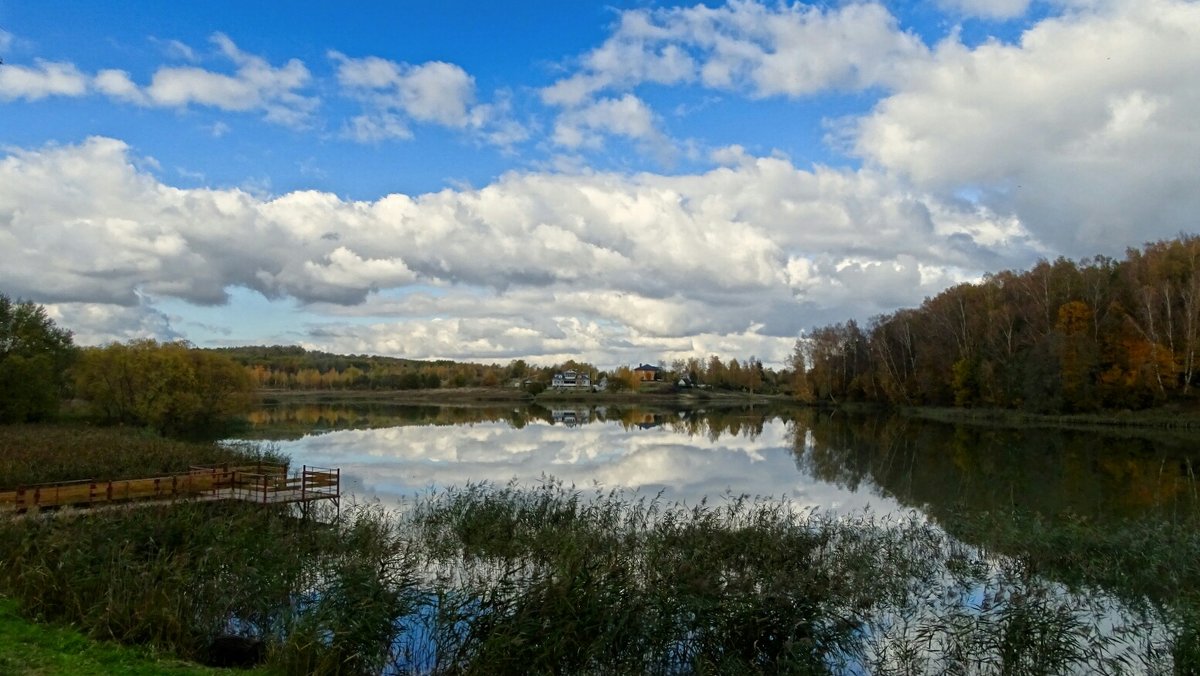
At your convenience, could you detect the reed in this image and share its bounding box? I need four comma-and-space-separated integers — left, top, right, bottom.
0, 423, 281, 488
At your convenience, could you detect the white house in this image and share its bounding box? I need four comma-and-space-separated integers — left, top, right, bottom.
551, 369, 592, 389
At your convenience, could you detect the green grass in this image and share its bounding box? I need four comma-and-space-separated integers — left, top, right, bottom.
0, 597, 263, 675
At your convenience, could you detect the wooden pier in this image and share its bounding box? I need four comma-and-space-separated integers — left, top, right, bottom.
0, 463, 340, 516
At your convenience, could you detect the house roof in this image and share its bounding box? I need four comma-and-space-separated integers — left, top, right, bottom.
634, 363, 662, 372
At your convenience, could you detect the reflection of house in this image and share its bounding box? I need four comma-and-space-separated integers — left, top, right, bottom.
551, 369, 592, 389
632, 412, 664, 429
551, 408, 591, 427
634, 364, 662, 382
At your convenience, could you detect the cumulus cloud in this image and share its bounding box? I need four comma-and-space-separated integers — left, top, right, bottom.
0, 59, 89, 101
542, 1, 928, 104
854, 0, 1200, 255
0, 34, 314, 125
0, 136, 1028, 363
94, 69, 145, 103
331, 52, 526, 146
935, 0, 1033, 20
43, 299, 182, 345
140, 33, 316, 126
551, 94, 663, 149
539, 1, 928, 154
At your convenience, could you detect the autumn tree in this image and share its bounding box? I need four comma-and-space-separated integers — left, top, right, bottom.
1055, 300, 1099, 411
74, 340, 256, 435
800, 236, 1200, 413
789, 340, 812, 402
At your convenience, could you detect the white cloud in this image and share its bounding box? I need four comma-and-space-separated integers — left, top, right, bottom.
551, 94, 663, 149
935, 0, 1033, 20
0, 59, 89, 101
332, 54, 475, 126
542, 1, 928, 104
343, 113, 412, 142
854, 0, 1200, 255
393, 60, 475, 126
331, 52, 525, 146
44, 299, 181, 345
158, 38, 199, 62
0, 34, 314, 125
141, 33, 316, 126
0, 136, 1030, 363
93, 69, 146, 104
0, 29, 14, 53
539, 1, 929, 156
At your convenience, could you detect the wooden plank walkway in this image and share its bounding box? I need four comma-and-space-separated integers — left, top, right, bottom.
0, 463, 340, 515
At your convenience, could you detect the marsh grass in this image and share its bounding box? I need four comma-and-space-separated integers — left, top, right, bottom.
0, 422, 281, 487
396, 482, 1198, 675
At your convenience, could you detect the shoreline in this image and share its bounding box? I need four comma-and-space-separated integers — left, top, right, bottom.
253, 388, 1200, 434
256, 386, 792, 408
896, 404, 1200, 433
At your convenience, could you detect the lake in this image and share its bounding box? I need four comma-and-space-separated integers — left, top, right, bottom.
233, 402, 1200, 672
241, 401, 1198, 524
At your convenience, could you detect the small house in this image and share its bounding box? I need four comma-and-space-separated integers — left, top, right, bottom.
551, 369, 592, 389
633, 364, 662, 382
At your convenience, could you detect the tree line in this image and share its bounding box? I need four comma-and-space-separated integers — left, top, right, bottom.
1, 292, 791, 437
795, 235, 1200, 412
219, 348, 793, 395
0, 296, 255, 434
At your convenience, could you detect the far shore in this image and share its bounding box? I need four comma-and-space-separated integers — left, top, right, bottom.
253, 387, 1200, 434
256, 385, 791, 408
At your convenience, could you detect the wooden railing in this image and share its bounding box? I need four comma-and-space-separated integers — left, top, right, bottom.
0, 463, 340, 513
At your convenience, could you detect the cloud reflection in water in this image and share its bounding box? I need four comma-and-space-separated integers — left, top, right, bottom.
268, 415, 904, 512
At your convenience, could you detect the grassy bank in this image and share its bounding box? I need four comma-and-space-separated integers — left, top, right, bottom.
0, 598, 252, 675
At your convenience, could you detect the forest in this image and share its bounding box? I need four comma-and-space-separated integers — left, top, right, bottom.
796, 235, 1200, 413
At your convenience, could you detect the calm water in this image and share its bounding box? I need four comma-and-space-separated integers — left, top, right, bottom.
234, 402, 1200, 671
239, 402, 1199, 523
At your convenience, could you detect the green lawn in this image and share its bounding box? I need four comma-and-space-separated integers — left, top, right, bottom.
0, 598, 265, 676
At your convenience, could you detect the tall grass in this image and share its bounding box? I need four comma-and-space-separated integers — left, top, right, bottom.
394, 482, 1197, 675
0, 423, 281, 487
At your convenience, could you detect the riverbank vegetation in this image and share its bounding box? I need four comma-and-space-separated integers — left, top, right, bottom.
797, 235, 1200, 414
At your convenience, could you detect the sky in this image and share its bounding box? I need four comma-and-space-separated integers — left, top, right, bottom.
2, 0, 1198, 368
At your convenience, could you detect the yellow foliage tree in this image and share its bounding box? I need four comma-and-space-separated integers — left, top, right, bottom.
75, 340, 256, 435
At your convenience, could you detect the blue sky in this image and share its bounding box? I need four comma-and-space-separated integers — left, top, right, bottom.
3, 0, 1199, 367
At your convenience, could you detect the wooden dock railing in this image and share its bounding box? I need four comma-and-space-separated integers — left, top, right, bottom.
0, 463, 340, 515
